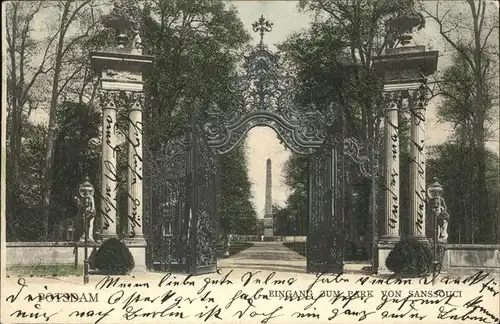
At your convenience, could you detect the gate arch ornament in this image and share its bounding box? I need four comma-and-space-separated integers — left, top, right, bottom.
202, 33, 374, 177
203, 41, 333, 155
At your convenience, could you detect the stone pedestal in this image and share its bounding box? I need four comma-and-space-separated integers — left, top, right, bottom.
263, 217, 273, 237
126, 239, 148, 273
376, 242, 396, 274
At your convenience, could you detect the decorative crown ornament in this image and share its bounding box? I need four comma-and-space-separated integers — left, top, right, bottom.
252, 14, 273, 46
102, 0, 140, 50
386, 10, 426, 48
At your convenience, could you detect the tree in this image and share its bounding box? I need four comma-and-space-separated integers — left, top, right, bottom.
279, 0, 419, 249
138, 0, 255, 237
141, 0, 251, 150
218, 142, 257, 236
421, 0, 499, 242
282, 153, 309, 235
273, 204, 294, 236
7, 100, 102, 241
6, 1, 54, 236
40, 0, 103, 240
427, 143, 499, 244
49, 101, 101, 236
7, 120, 46, 241
6, 0, 104, 239
429, 50, 498, 243
290, 0, 419, 144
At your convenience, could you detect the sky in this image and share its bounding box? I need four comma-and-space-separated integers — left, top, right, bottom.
22, 1, 500, 218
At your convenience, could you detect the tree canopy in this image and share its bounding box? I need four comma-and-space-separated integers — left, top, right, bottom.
6, 0, 257, 241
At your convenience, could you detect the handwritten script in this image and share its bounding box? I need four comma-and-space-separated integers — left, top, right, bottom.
3, 270, 499, 323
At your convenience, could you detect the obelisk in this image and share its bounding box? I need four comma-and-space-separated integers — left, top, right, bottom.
263, 158, 273, 237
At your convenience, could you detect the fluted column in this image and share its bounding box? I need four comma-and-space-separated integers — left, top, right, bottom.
381, 91, 400, 241
409, 87, 427, 239
126, 92, 145, 238
99, 90, 119, 239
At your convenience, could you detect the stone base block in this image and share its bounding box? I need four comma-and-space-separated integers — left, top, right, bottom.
263, 228, 273, 237
375, 241, 396, 275
124, 238, 147, 273
409, 235, 429, 243
437, 254, 449, 275
445, 244, 500, 273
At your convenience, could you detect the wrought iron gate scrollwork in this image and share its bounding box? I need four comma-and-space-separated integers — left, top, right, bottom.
307, 137, 345, 274
146, 135, 190, 272
343, 138, 376, 178
203, 42, 332, 155
187, 121, 217, 274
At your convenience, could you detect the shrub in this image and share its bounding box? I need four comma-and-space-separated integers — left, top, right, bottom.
386, 236, 433, 276
94, 238, 135, 275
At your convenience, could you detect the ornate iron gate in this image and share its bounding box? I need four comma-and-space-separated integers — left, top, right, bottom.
186, 119, 218, 274
146, 122, 217, 274
307, 136, 345, 273
144, 16, 377, 275
147, 135, 190, 272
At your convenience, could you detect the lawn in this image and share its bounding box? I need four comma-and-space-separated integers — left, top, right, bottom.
6, 264, 84, 277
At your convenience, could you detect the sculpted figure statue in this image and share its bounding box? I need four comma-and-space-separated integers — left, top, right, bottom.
437, 205, 449, 244
131, 28, 143, 54
74, 189, 96, 242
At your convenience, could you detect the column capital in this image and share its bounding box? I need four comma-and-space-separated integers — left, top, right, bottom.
98, 89, 122, 110
407, 86, 428, 110
382, 90, 404, 105
124, 91, 145, 111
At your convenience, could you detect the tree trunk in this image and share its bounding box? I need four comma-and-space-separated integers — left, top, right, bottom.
471, 0, 491, 243
41, 3, 70, 240
6, 2, 19, 239
475, 136, 490, 242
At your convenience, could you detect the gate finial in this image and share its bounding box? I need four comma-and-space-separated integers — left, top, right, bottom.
252, 14, 273, 46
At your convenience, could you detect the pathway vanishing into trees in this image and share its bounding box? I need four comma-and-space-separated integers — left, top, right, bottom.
217, 241, 371, 274
217, 242, 306, 273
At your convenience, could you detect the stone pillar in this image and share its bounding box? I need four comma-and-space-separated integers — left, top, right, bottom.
99, 90, 119, 239
371, 13, 438, 274
264, 158, 273, 237
381, 91, 401, 242
127, 92, 145, 238
409, 87, 427, 239
90, 6, 153, 271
